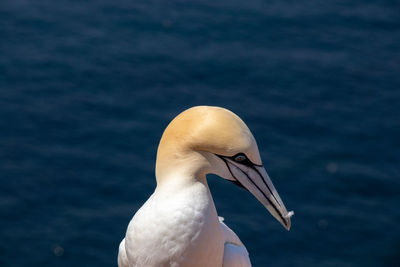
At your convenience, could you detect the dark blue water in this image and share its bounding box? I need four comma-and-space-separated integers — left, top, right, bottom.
1, 0, 399, 266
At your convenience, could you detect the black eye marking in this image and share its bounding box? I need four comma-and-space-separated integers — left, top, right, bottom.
234, 154, 246, 162
229, 153, 262, 167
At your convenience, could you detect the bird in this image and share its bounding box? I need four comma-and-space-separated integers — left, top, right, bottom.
118, 106, 293, 267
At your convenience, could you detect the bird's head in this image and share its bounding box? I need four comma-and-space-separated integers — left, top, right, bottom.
156, 106, 294, 230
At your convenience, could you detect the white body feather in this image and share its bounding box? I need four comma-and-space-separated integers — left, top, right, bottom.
118, 178, 250, 267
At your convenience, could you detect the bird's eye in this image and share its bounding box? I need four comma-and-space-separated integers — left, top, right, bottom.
234, 154, 247, 162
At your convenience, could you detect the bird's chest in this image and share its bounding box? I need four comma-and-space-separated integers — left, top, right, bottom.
125, 184, 224, 267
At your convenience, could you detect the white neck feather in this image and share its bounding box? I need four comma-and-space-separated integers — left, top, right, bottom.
125, 172, 224, 267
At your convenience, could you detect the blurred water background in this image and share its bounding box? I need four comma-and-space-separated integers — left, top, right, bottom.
1, 0, 399, 266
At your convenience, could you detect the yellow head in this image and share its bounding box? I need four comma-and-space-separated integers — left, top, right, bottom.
156, 106, 293, 230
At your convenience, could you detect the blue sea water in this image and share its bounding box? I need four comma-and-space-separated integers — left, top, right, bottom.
1, 0, 399, 266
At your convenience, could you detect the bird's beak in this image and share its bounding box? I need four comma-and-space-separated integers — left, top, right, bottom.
225, 159, 294, 230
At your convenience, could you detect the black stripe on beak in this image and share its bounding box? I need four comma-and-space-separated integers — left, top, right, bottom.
217, 154, 288, 229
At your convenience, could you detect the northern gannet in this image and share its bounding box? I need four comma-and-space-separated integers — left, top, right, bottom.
118, 106, 293, 267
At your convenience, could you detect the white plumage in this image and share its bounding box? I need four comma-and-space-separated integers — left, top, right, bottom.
118, 106, 293, 266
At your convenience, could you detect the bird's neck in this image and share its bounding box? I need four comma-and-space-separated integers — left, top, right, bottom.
148, 172, 224, 267
155, 142, 211, 187
149, 141, 224, 266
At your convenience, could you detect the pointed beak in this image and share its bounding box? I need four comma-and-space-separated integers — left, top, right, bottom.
225, 160, 294, 230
